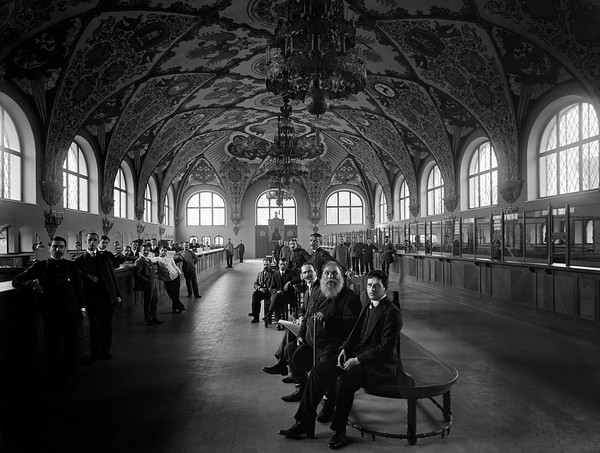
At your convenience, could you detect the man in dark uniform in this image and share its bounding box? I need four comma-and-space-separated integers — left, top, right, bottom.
76, 232, 122, 362
263, 258, 295, 329
98, 235, 123, 268
13, 236, 86, 388
235, 240, 245, 263
135, 242, 163, 326
279, 269, 404, 450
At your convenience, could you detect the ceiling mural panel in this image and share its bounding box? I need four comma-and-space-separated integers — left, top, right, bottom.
186, 158, 220, 186
103, 73, 214, 200
357, 25, 413, 78
0, 1, 100, 61
326, 131, 393, 213
160, 131, 230, 206
6, 18, 82, 125
44, 11, 200, 184
332, 158, 362, 186
354, 0, 472, 18
481, 0, 600, 95
378, 18, 518, 182
157, 21, 268, 74
365, 76, 456, 198
182, 76, 266, 108
197, 108, 272, 133
110, 0, 227, 14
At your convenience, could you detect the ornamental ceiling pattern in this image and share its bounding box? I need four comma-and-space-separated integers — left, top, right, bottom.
2, 0, 599, 224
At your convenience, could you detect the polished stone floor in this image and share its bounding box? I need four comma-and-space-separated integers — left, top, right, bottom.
2, 259, 600, 453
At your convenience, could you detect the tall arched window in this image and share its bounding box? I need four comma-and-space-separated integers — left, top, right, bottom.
379, 192, 388, 224
114, 167, 127, 218
187, 191, 226, 226
163, 195, 170, 226
326, 190, 363, 225
214, 235, 224, 246
427, 165, 444, 216
469, 142, 498, 208
399, 181, 410, 220
0, 105, 21, 201
256, 192, 296, 225
144, 185, 152, 223
62, 141, 89, 211
540, 102, 599, 197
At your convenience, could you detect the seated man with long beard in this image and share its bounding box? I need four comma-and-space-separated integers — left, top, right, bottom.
280, 262, 361, 406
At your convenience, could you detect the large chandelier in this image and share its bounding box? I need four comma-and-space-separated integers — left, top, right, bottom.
265, 0, 367, 116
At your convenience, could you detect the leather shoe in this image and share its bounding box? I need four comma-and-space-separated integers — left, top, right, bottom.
317, 399, 334, 423
281, 387, 304, 402
282, 375, 295, 384
262, 362, 287, 375
327, 429, 347, 449
278, 421, 314, 439
251, 319, 259, 323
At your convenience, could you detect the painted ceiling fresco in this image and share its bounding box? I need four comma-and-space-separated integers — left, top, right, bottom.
2, 0, 599, 223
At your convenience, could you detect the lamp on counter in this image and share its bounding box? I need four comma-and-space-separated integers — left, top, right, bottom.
265, 0, 367, 117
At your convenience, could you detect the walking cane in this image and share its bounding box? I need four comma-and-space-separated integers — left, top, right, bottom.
312, 315, 317, 366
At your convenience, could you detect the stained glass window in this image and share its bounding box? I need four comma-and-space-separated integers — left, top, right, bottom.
114, 167, 127, 218
62, 142, 88, 211
325, 190, 363, 225
468, 142, 498, 209
540, 102, 599, 197
187, 191, 226, 226
0, 105, 21, 201
256, 192, 296, 225
427, 165, 444, 216
399, 181, 410, 220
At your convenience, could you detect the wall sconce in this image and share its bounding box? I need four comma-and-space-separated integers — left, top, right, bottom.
136, 221, 145, 238
44, 209, 63, 240
102, 216, 115, 235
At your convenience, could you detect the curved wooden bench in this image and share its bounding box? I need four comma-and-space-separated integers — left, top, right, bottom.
348, 332, 458, 445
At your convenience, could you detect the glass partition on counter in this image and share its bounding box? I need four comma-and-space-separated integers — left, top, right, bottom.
461, 217, 475, 256
503, 212, 523, 261
524, 210, 548, 263
431, 220, 443, 256
474, 215, 491, 258
568, 203, 600, 268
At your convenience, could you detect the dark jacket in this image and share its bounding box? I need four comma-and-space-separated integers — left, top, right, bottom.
12, 258, 85, 316
75, 251, 121, 305
340, 295, 403, 392
300, 285, 361, 363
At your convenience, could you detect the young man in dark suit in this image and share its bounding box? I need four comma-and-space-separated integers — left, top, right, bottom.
76, 232, 122, 362
13, 236, 86, 388
135, 243, 163, 326
279, 269, 403, 450
263, 258, 295, 329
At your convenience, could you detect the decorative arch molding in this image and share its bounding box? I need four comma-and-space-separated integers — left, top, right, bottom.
119, 160, 136, 220
0, 83, 38, 204
525, 82, 595, 202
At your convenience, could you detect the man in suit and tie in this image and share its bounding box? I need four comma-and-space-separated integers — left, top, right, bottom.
279, 269, 403, 450
225, 238, 234, 268
98, 235, 123, 269
263, 258, 295, 329
249, 258, 274, 323
135, 243, 163, 326
178, 241, 200, 298
76, 232, 122, 362
13, 236, 86, 388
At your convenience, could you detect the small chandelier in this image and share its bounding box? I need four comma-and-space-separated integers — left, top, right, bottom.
265, 0, 367, 117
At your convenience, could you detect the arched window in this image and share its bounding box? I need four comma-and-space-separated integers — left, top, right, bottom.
187, 191, 226, 226
201, 236, 211, 246
62, 141, 89, 211
326, 190, 363, 225
144, 185, 152, 223
539, 102, 599, 197
256, 192, 296, 225
164, 195, 170, 226
0, 105, 21, 201
214, 235, 224, 246
399, 181, 410, 220
378, 192, 388, 224
427, 165, 444, 216
469, 141, 498, 208
0, 226, 8, 254
114, 167, 127, 218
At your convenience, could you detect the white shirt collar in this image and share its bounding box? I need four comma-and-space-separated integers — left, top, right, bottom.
370, 296, 385, 308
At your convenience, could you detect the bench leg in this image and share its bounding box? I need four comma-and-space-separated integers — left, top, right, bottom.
407, 398, 417, 445
443, 391, 452, 423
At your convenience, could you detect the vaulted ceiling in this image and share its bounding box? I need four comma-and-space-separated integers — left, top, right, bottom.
2, 0, 599, 224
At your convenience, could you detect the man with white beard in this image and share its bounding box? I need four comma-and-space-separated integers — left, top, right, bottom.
280, 262, 361, 405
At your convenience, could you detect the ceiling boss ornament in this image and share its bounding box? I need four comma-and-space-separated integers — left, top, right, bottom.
265, 0, 367, 117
